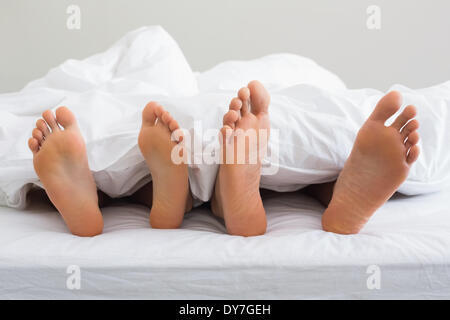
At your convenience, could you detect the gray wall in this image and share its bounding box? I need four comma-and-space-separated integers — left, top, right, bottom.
1, 0, 449, 93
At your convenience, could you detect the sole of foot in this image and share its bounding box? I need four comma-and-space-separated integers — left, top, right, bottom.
211, 80, 270, 236
322, 91, 420, 234
138, 102, 192, 229
28, 107, 103, 237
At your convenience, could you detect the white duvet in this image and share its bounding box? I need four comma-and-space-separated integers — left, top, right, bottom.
1, 26, 450, 208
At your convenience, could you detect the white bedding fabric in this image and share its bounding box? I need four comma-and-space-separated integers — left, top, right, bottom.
1, 26, 450, 299
1, 189, 450, 299
1, 26, 450, 208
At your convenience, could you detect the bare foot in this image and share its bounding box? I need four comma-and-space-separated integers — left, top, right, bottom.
211, 81, 270, 236
138, 102, 192, 229
322, 91, 420, 234
28, 107, 103, 236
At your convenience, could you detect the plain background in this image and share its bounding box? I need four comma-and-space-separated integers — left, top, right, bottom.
0, 0, 449, 93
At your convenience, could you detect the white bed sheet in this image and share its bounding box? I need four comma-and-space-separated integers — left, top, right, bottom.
0, 188, 449, 299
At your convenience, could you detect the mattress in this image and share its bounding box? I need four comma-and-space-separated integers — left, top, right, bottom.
0, 188, 450, 300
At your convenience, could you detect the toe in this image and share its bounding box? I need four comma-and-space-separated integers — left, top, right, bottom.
248, 80, 270, 115
55, 106, 77, 128
168, 118, 180, 132
161, 110, 172, 125
369, 91, 402, 123
223, 110, 240, 129
407, 145, 420, 165
42, 110, 60, 131
391, 105, 417, 130
32, 128, 44, 145
142, 102, 164, 126
238, 87, 251, 116
36, 119, 50, 137
405, 131, 420, 149
168, 118, 183, 142
28, 138, 39, 154
401, 119, 419, 141
229, 97, 243, 112
220, 126, 233, 144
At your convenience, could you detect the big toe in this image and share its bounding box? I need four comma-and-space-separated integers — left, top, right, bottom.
248, 80, 270, 115
142, 101, 164, 126
55, 106, 77, 128
369, 91, 402, 123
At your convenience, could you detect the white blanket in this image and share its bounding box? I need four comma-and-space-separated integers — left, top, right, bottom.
1, 26, 450, 208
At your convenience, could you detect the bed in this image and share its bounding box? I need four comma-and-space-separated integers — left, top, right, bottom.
1, 188, 449, 299
1, 26, 450, 300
